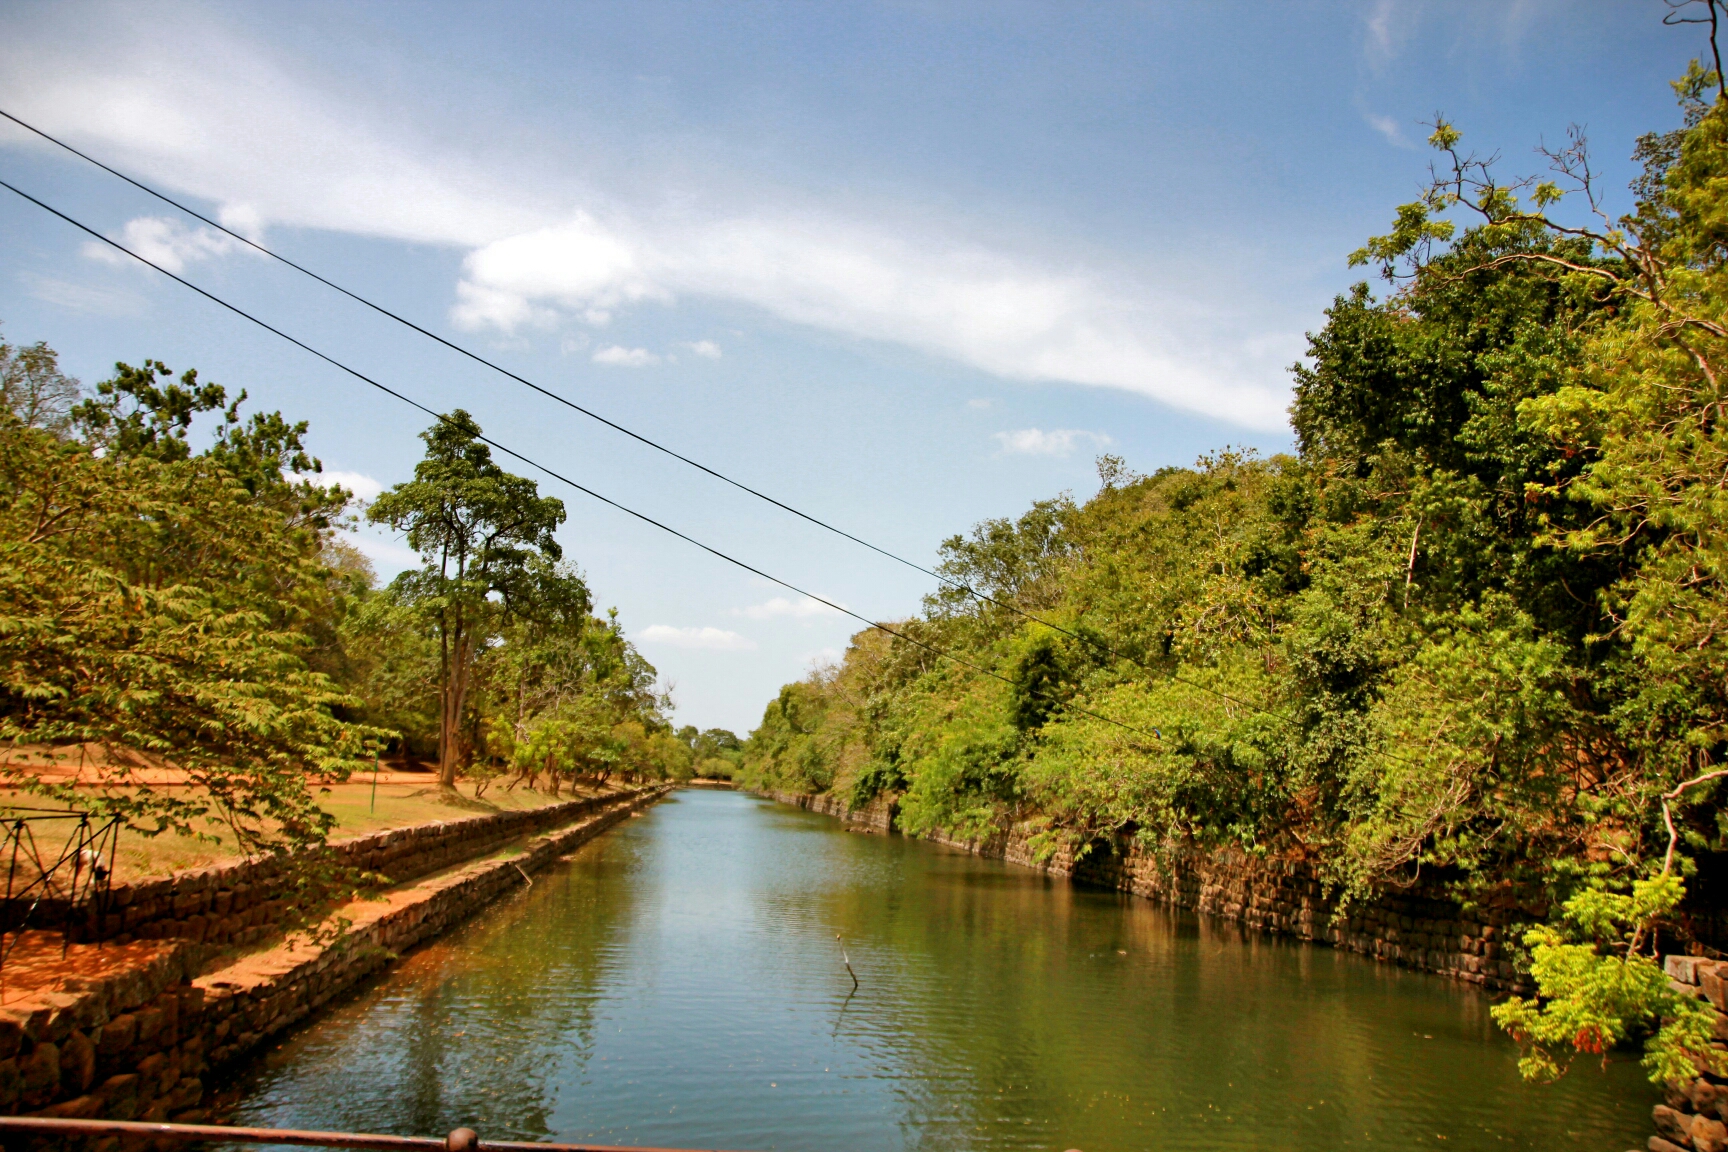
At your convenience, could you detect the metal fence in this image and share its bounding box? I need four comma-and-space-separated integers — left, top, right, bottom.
0, 809, 123, 989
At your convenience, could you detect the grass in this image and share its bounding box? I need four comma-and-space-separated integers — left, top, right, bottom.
0, 773, 620, 884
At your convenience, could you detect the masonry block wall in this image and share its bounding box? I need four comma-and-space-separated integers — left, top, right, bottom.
17, 792, 631, 952
768, 789, 1531, 992
0, 786, 667, 1142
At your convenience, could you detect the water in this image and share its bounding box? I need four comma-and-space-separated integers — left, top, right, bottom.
225, 789, 1656, 1151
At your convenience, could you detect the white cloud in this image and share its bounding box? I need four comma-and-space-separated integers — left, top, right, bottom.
686, 339, 723, 359
800, 646, 844, 670
453, 213, 1290, 427
451, 214, 668, 332
0, 4, 1293, 430
1365, 113, 1413, 148
592, 345, 661, 367
22, 273, 144, 317
737, 596, 844, 621
299, 469, 385, 501
966, 397, 996, 409
639, 625, 757, 651
347, 534, 422, 571
83, 216, 247, 274
993, 428, 1112, 457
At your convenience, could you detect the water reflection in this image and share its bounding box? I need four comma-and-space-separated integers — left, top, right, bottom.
226, 789, 1656, 1151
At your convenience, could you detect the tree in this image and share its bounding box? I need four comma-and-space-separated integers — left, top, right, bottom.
0, 324, 81, 436
0, 373, 379, 859
368, 411, 566, 787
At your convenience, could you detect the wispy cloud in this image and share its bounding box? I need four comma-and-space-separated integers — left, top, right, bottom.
0, 8, 1292, 429
295, 469, 385, 501
21, 272, 144, 317
737, 596, 844, 621
457, 213, 1289, 427
592, 345, 661, 367
686, 339, 723, 359
639, 624, 756, 651
83, 216, 248, 274
799, 646, 844, 670
347, 534, 422, 571
993, 428, 1112, 457
1364, 113, 1414, 148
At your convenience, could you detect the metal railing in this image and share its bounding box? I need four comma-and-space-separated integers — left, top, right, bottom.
0, 809, 122, 986
0, 1116, 741, 1151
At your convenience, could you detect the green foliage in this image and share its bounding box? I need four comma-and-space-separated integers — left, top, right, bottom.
740, 65, 1728, 1087
1492, 876, 1723, 1084
0, 325, 81, 436
0, 334, 686, 877
368, 410, 567, 786
676, 726, 745, 779
0, 384, 378, 857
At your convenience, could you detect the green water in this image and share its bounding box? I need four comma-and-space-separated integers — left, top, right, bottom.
225, 788, 1655, 1151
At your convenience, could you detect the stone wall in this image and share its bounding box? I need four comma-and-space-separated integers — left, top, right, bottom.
1642, 956, 1728, 1152
28, 791, 632, 952
768, 790, 896, 832
766, 788, 1530, 991
0, 785, 667, 1143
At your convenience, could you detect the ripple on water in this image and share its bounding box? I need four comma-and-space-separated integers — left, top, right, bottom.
223, 790, 1656, 1152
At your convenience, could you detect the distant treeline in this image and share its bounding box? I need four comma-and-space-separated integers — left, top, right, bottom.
0, 337, 721, 861
737, 57, 1728, 1083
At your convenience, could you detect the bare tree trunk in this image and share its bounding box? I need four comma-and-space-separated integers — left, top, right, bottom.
440, 629, 473, 789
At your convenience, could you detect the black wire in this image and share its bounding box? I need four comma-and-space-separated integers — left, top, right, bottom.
0, 107, 1281, 733
0, 175, 1166, 743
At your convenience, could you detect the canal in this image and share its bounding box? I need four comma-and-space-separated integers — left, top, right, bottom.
224, 788, 1656, 1151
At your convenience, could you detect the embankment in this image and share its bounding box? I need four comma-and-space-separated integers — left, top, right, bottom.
27, 790, 640, 951
764, 789, 1527, 991
0, 784, 667, 1131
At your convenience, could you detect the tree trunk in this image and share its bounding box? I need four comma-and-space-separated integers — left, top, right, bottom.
439, 631, 474, 788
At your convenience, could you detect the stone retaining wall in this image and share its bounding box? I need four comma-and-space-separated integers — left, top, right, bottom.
0, 785, 667, 1144
30, 791, 632, 953
1640, 956, 1728, 1152
766, 789, 1530, 991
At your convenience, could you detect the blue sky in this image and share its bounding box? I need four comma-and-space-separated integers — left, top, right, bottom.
0, 1, 1706, 732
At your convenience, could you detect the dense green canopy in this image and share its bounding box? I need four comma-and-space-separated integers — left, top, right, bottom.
739, 61, 1728, 1084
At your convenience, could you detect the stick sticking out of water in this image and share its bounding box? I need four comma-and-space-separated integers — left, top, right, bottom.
836, 933, 859, 992
513, 863, 534, 887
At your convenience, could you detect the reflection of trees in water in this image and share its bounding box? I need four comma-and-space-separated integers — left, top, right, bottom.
805, 833, 1651, 1152
228, 836, 644, 1140
229, 798, 1653, 1152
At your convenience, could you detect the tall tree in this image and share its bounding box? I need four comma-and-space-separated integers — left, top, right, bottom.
368, 411, 566, 787
0, 323, 82, 436
0, 355, 376, 859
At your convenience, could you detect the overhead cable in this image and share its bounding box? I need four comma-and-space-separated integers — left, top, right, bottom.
0, 107, 1285, 735
0, 175, 1165, 743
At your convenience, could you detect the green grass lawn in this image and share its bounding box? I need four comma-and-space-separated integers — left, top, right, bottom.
0, 775, 619, 884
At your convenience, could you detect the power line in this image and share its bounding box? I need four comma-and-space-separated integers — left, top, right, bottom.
0, 175, 1166, 744
0, 107, 1287, 735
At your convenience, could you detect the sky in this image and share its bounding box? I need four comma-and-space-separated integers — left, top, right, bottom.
0, 0, 1710, 733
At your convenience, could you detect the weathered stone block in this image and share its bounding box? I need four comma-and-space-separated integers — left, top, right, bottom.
166, 1076, 202, 1110
0, 1016, 24, 1062
20, 1041, 59, 1108
1671, 956, 1710, 984
62, 1027, 96, 1093
1656, 1104, 1697, 1147
0, 1056, 22, 1112
98, 1014, 136, 1057
1695, 1116, 1728, 1152
153, 992, 179, 1047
